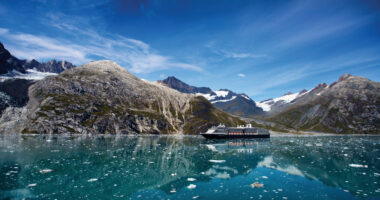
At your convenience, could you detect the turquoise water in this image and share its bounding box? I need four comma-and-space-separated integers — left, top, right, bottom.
0, 135, 379, 200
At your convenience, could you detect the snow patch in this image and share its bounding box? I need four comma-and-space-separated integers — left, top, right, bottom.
211, 96, 236, 104
0, 69, 57, 81
241, 94, 250, 100
256, 102, 271, 112
214, 90, 229, 97
256, 91, 309, 112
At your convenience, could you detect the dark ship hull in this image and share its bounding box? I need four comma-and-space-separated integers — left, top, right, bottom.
201, 133, 270, 139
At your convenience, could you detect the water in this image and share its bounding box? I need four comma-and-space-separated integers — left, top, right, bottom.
0, 135, 379, 200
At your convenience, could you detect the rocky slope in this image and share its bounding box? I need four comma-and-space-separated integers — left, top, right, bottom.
0, 60, 243, 134
268, 74, 380, 133
0, 42, 75, 75
160, 76, 263, 117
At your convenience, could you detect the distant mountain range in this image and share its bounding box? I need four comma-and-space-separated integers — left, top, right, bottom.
0, 42, 75, 75
160, 75, 380, 134
159, 76, 264, 118
0, 41, 379, 134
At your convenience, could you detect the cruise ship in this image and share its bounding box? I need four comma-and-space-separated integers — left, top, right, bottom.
201, 124, 270, 139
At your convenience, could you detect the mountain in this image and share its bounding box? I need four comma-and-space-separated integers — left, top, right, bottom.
256, 89, 309, 114
0, 42, 26, 74
0, 60, 243, 134
160, 76, 263, 117
159, 76, 213, 94
23, 59, 76, 73
267, 74, 380, 133
0, 42, 76, 75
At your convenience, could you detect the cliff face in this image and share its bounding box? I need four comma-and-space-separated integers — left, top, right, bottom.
0, 60, 242, 134
268, 74, 380, 133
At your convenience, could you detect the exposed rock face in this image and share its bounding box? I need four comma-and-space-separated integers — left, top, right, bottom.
0, 61, 242, 134
0, 79, 35, 114
160, 76, 213, 94
23, 59, 76, 73
0, 42, 26, 74
160, 76, 263, 117
0, 42, 75, 75
268, 74, 380, 133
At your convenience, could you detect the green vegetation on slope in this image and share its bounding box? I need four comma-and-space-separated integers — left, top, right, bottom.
183, 96, 245, 134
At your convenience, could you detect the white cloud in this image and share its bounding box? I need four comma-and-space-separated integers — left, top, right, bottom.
215, 49, 267, 59
227, 52, 267, 59
237, 73, 245, 77
0, 27, 8, 34
0, 14, 202, 74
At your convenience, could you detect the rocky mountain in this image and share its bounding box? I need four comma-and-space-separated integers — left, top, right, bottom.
0, 42, 76, 75
0, 60, 243, 134
159, 76, 213, 94
0, 79, 35, 114
160, 76, 263, 117
267, 74, 380, 133
0, 42, 26, 74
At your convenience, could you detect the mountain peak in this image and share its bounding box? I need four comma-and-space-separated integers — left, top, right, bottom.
0, 42, 4, 50
282, 92, 293, 96
338, 74, 352, 82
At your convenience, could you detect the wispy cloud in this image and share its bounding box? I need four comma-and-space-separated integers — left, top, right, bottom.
205, 42, 267, 60
237, 73, 245, 77
223, 51, 267, 59
0, 13, 202, 74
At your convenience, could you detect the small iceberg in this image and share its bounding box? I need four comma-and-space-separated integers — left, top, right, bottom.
39, 169, 53, 174
187, 178, 196, 181
187, 184, 197, 189
87, 178, 98, 182
250, 182, 264, 188
349, 164, 368, 168
209, 160, 226, 163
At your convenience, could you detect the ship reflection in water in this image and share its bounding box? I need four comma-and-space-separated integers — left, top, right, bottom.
0, 135, 379, 200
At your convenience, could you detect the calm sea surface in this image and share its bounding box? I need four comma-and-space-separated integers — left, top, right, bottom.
0, 135, 379, 200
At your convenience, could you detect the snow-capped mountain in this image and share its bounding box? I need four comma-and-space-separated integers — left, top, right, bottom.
0, 42, 76, 76
160, 77, 263, 117
256, 90, 309, 112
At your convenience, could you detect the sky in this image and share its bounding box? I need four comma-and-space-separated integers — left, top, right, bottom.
0, 0, 379, 101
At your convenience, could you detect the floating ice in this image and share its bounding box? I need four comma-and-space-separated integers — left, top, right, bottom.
187, 178, 196, 181
187, 184, 196, 189
87, 178, 98, 182
209, 160, 226, 163
27, 183, 37, 187
349, 164, 368, 168
39, 169, 53, 174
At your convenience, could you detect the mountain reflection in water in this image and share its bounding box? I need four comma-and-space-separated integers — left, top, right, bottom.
0, 135, 379, 200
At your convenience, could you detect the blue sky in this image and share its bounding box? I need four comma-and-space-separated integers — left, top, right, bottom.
0, 0, 379, 101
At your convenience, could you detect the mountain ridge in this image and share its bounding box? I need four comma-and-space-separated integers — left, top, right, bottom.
0, 42, 76, 75
160, 76, 263, 117
0, 60, 244, 134
267, 74, 380, 133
